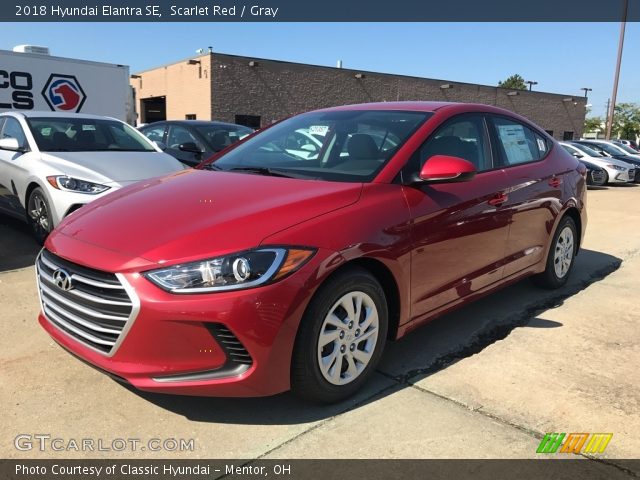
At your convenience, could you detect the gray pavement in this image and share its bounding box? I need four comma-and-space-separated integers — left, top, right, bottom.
1, 185, 638, 474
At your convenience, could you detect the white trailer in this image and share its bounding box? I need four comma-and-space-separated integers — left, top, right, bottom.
0, 48, 134, 123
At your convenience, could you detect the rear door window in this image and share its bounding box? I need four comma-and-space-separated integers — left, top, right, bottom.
490, 116, 548, 167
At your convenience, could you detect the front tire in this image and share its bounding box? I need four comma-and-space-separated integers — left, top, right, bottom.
26, 187, 53, 244
532, 216, 577, 289
291, 267, 388, 403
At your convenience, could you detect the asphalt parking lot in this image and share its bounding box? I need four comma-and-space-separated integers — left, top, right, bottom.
1, 185, 639, 472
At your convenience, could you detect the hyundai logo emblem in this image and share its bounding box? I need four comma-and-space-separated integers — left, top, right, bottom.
52, 268, 73, 291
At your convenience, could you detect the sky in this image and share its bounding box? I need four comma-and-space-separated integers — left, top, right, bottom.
1, 22, 638, 117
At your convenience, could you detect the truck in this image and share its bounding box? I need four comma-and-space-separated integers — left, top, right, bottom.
0, 46, 135, 123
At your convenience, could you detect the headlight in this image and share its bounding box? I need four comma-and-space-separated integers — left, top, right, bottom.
606, 164, 626, 171
144, 247, 315, 293
46, 176, 110, 194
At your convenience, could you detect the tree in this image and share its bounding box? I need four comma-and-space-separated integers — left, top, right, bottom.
610, 103, 640, 140
498, 74, 527, 90
584, 116, 604, 133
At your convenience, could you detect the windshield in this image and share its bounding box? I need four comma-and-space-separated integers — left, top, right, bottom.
212, 110, 431, 182
571, 143, 604, 157
195, 124, 253, 151
589, 142, 624, 156
615, 142, 639, 155
27, 117, 156, 152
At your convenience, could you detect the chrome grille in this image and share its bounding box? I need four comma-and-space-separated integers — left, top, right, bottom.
36, 249, 135, 355
590, 169, 606, 184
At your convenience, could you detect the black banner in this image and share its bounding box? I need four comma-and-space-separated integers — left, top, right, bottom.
2, 460, 640, 480
2, 0, 640, 22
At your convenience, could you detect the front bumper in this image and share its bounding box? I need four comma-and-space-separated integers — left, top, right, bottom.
38, 241, 330, 397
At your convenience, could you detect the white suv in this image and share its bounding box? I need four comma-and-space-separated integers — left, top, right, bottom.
0, 111, 185, 242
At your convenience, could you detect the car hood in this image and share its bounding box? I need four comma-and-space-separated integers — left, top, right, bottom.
39, 151, 184, 184
53, 169, 362, 265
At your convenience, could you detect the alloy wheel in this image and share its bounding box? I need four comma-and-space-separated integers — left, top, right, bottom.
317, 291, 379, 386
553, 226, 574, 279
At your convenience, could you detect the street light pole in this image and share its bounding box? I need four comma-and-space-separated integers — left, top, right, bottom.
581, 87, 592, 98
606, 0, 628, 140
526, 80, 538, 91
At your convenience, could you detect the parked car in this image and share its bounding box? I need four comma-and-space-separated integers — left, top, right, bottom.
613, 139, 638, 151
0, 111, 185, 242
139, 120, 254, 167
573, 140, 640, 182
37, 102, 586, 403
579, 160, 607, 186
561, 142, 635, 184
610, 140, 640, 156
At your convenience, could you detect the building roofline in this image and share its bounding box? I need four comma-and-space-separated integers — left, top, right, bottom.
133, 50, 585, 102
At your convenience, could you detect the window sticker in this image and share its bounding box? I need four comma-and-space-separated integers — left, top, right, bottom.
497, 124, 532, 164
309, 125, 329, 135
82, 124, 97, 131
537, 138, 546, 153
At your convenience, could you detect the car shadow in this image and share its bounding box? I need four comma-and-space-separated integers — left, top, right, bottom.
0, 213, 40, 272
127, 248, 622, 425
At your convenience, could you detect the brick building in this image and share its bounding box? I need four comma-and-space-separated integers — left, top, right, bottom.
131, 52, 587, 140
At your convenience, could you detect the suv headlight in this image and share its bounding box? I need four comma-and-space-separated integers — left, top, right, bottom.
144, 247, 315, 293
46, 176, 110, 194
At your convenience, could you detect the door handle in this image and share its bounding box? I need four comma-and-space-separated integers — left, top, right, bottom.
488, 193, 508, 207
549, 176, 562, 188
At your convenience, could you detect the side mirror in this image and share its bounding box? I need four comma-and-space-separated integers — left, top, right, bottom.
415, 155, 477, 184
153, 141, 167, 151
178, 142, 203, 154
571, 152, 583, 159
0, 137, 24, 152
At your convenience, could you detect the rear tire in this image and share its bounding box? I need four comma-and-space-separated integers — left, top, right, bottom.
26, 187, 53, 245
532, 216, 577, 289
291, 267, 388, 403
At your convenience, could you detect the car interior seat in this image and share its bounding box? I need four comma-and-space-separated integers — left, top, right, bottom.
337, 133, 383, 172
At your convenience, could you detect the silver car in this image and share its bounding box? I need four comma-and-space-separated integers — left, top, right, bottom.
0, 111, 185, 242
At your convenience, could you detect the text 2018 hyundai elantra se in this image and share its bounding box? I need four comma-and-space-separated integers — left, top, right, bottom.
37, 102, 586, 403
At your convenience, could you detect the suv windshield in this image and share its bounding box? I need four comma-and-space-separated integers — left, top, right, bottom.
27, 117, 156, 152
211, 110, 431, 182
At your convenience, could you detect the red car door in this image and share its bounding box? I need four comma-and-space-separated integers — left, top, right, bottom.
402, 113, 512, 322
487, 115, 563, 278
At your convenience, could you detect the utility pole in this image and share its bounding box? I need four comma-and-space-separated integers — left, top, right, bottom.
605, 98, 611, 138
606, 0, 628, 140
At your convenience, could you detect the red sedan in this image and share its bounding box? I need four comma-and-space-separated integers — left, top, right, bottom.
37, 102, 586, 403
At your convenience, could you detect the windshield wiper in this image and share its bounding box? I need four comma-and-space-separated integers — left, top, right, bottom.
202, 163, 223, 171
227, 166, 297, 178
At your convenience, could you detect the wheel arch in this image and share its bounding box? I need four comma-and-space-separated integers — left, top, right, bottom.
322, 257, 402, 341
562, 206, 583, 254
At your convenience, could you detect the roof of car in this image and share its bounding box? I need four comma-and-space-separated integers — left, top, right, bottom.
314, 101, 514, 114
145, 120, 251, 128
1, 110, 118, 120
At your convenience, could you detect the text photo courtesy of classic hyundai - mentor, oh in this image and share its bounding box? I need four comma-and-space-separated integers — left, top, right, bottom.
34, 102, 586, 403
